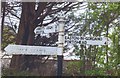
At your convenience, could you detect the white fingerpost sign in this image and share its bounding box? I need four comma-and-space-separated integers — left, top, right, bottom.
34, 25, 58, 34
44, 25, 58, 33
65, 36, 112, 45
4, 44, 62, 55
34, 26, 44, 34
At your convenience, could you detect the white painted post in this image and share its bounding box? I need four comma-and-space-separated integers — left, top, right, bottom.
57, 16, 65, 76
58, 16, 65, 51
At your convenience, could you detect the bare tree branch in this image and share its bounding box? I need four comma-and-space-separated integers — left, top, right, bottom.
43, 17, 58, 26
7, 9, 20, 19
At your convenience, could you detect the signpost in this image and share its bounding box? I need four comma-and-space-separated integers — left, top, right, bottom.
4, 44, 62, 55
34, 25, 58, 34
65, 36, 112, 45
4, 15, 112, 77
57, 16, 65, 77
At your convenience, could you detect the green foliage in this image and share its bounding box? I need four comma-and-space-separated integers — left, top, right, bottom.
66, 2, 120, 76
85, 69, 105, 76
65, 61, 81, 76
1, 26, 16, 50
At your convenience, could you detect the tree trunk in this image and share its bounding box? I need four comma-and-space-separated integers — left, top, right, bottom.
1, 2, 6, 50
10, 2, 36, 71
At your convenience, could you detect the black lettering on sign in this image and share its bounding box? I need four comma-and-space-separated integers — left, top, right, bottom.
98, 37, 102, 41
79, 41, 81, 44
80, 37, 84, 40
46, 26, 52, 29
85, 37, 102, 41
25, 49, 27, 51
79, 41, 87, 44
85, 37, 90, 40
82, 41, 87, 44
69, 41, 71, 43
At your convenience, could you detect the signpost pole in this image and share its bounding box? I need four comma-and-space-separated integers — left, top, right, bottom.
57, 16, 65, 77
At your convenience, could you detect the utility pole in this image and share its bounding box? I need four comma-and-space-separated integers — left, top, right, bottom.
57, 15, 65, 77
